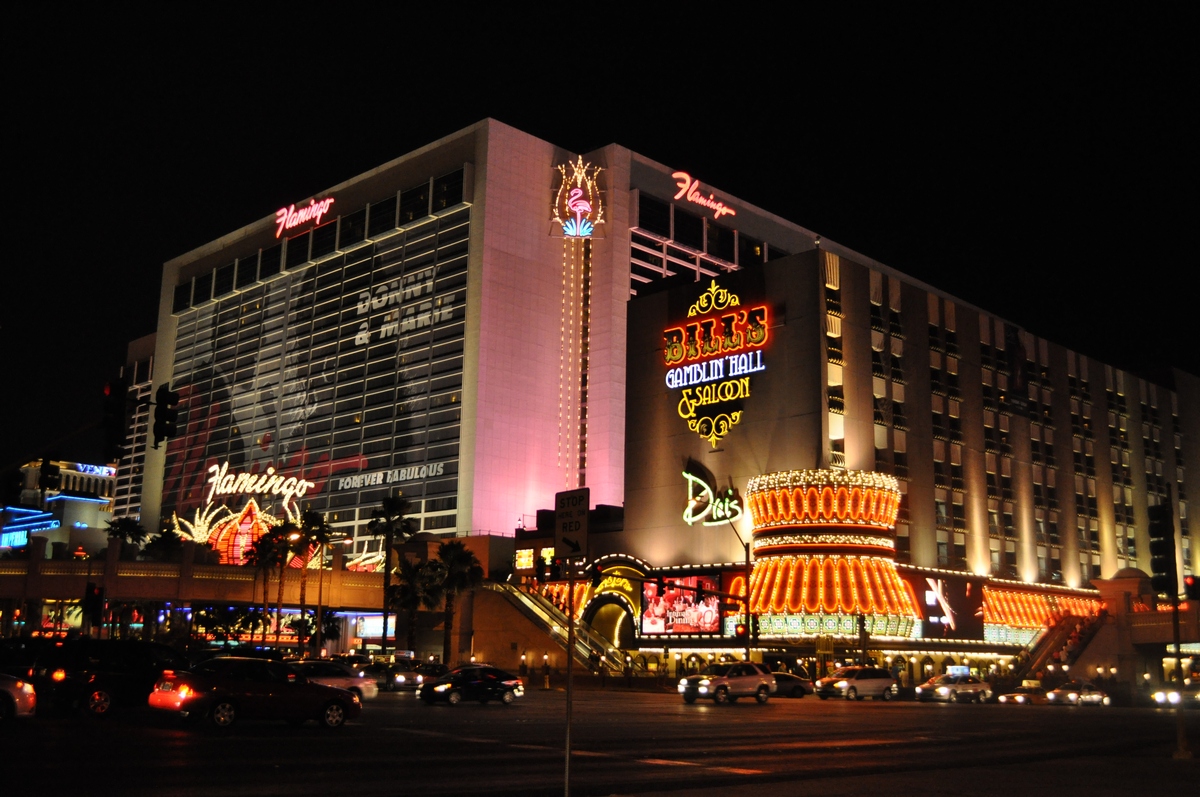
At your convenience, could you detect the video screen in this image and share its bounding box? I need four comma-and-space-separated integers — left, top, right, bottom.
641, 575, 721, 635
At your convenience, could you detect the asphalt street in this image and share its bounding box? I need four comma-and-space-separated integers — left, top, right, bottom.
5, 686, 1197, 796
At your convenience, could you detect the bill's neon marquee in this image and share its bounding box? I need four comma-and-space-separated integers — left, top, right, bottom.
664, 281, 769, 447
275, 197, 335, 238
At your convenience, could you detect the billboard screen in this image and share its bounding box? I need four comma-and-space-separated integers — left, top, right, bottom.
641, 575, 721, 635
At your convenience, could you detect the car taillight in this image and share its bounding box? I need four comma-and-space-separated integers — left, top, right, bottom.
177, 685, 193, 698
52, 669, 67, 682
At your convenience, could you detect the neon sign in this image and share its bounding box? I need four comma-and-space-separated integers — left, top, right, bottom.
553, 157, 604, 237
664, 281, 770, 447
205, 462, 317, 505
76, 464, 116, 477
672, 171, 735, 219
682, 470, 743, 527
275, 197, 335, 238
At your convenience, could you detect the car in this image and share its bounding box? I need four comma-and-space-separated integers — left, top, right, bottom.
0, 673, 37, 721
148, 657, 361, 728
295, 660, 379, 700
1047, 681, 1110, 706
771, 671, 814, 698
365, 660, 421, 691
815, 666, 895, 701
1151, 685, 1200, 709
418, 665, 524, 705
1, 638, 190, 717
915, 674, 991, 703
997, 684, 1050, 705
678, 662, 777, 705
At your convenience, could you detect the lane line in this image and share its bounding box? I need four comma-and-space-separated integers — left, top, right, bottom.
638, 758, 702, 767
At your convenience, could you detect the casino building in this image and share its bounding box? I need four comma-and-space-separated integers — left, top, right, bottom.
135, 119, 1197, 674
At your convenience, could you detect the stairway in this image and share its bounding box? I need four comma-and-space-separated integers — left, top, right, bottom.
483, 582, 624, 672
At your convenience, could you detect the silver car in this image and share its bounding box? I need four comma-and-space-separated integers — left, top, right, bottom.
815, 666, 896, 701
0, 673, 37, 720
678, 662, 777, 704
915, 674, 991, 703
295, 660, 380, 701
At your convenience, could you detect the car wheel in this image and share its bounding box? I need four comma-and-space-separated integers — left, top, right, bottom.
713, 686, 730, 705
447, 690, 462, 706
211, 701, 237, 728
846, 687, 858, 701
683, 694, 696, 704
320, 701, 347, 729
384, 681, 396, 692
501, 690, 515, 705
756, 686, 770, 704
350, 688, 363, 701
880, 688, 892, 702
792, 686, 805, 699
818, 694, 828, 700
950, 691, 960, 703
86, 689, 114, 717
0, 696, 13, 722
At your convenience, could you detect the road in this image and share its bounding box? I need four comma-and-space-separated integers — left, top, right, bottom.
6, 686, 1198, 796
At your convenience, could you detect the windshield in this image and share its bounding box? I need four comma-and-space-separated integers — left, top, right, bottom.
699, 664, 732, 677
830, 667, 859, 678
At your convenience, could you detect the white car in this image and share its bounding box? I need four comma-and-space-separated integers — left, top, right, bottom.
295, 660, 379, 701
678, 662, 777, 704
0, 673, 37, 720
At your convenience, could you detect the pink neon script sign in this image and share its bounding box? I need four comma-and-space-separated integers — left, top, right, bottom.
672, 172, 736, 219
275, 197, 335, 238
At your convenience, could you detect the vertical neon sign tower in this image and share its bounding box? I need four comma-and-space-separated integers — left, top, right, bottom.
552, 157, 604, 490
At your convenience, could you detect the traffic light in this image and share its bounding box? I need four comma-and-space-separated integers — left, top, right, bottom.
1184, 574, 1199, 602
102, 377, 129, 463
83, 582, 104, 626
38, 457, 61, 491
587, 561, 605, 589
734, 621, 748, 639
542, 557, 562, 581
1147, 504, 1178, 595
152, 383, 181, 449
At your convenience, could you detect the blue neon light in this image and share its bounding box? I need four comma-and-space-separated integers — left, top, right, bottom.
562, 218, 594, 238
1, 530, 29, 547
46, 495, 109, 504
2, 519, 60, 532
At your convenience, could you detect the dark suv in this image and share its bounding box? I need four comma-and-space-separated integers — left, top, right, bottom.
0, 638, 190, 716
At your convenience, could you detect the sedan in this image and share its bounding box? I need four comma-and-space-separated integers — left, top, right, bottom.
0, 673, 36, 721
148, 657, 361, 728
915, 674, 991, 703
418, 665, 524, 705
1047, 681, 1110, 706
997, 685, 1049, 705
772, 672, 814, 698
295, 660, 379, 700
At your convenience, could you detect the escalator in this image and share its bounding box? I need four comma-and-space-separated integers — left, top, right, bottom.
482, 582, 625, 673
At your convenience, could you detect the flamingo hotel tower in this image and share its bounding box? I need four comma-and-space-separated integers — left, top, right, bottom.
142, 119, 1198, 601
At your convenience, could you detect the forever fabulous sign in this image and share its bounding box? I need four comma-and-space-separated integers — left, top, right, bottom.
664, 281, 769, 447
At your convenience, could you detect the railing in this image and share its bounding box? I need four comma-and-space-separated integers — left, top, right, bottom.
486, 582, 624, 672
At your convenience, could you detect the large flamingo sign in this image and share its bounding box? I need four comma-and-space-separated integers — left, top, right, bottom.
552, 157, 603, 237
672, 171, 736, 220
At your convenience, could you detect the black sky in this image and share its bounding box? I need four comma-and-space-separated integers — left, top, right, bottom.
3, 7, 1195, 471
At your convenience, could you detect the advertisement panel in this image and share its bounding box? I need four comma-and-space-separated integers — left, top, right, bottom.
641, 575, 721, 635
896, 568, 986, 641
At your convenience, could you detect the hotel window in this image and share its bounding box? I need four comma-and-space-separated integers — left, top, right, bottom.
894, 430, 908, 479
673, 207, 703, 250
708, 220, 735, 262
737, 232, 762, 266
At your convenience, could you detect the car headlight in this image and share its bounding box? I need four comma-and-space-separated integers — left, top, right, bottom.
699, 679, 711, 686
1067, 693, 1078, 702
699, 687, 708, 694
835, 681, 848, 689
679, 679, 689, 686
936, 687, 950, 696
1048, 693, 1057, 701
433, 683, 450, 692
396, 675, 405, 683
998, 696, 1007, 703
1015, 695, 1025, 703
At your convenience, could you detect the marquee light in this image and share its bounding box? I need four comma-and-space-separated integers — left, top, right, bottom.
672, 171, 736, 219
275, 197, 335, 238
746, 469, 901, 531
748, 554, 920, 619
981, 587, 1103, 629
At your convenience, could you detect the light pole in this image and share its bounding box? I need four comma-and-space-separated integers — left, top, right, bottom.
727, 517, 752, 663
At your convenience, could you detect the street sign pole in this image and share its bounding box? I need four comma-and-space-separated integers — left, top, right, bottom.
554, 487, 589, 797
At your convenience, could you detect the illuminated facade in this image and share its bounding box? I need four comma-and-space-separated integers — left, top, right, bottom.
139, 118, 1197, 600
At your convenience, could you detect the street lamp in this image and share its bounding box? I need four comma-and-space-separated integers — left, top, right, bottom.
725, 514, 752, 663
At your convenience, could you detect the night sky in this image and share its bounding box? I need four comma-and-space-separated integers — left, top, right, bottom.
4, 8, 1194, 472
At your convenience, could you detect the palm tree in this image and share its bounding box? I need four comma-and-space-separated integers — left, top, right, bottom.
366, 494, 419, 655
436, 540, 483, 664
106, 517, 148, 559
271, 523, 296, 647
391, 557, 445, 655
244, 534, 283, 645
291, 510, 332, 650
